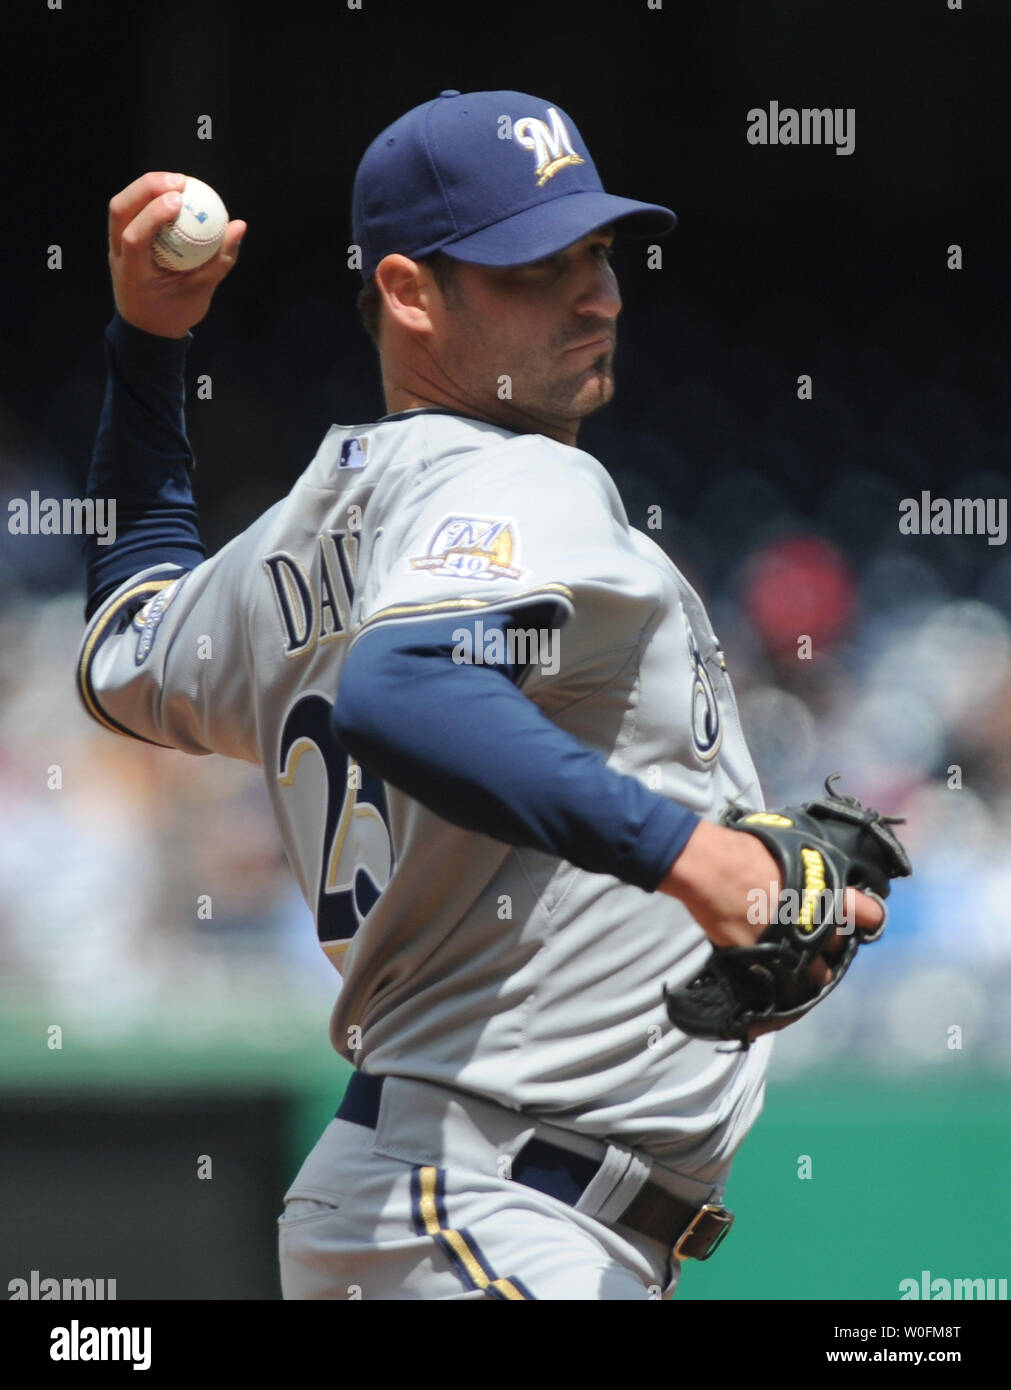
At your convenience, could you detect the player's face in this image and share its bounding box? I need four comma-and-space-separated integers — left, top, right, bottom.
432, 226, 621, 443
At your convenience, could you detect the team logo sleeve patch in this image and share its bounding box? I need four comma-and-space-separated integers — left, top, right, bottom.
407, 515, 526, 582
132, 577, 184, 665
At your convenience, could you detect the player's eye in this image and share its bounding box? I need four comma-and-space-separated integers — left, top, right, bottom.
515, 254, 559, 276
594, 243, 617, 264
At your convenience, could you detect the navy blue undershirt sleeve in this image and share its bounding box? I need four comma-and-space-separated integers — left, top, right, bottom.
332, 610, 700, 892
83, 312, 206, 619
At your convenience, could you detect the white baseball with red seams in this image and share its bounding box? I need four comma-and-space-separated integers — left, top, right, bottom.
152, 176, 228, 271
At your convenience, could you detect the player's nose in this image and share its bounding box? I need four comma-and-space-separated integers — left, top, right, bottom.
574, 252, 621, 321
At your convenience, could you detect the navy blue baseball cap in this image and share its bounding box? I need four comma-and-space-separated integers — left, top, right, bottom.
352, 89, 676, 280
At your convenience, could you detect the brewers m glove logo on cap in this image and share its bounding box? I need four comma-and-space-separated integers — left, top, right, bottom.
513, 107, 586, 187
350, 89, 675, 279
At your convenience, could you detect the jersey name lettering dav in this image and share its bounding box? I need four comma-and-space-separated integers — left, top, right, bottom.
263, 529, 358, 656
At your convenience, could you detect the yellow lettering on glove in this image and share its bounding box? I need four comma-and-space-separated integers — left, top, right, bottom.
798, 847, 827, 932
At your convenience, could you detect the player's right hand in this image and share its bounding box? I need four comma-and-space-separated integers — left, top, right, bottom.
108, 172, 247, 340
659, 818, 885, 988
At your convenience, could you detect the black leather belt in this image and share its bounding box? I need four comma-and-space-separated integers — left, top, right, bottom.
335, 1070, 733, 1261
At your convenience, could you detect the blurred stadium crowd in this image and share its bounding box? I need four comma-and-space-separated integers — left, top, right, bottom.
1, 306, 1008, 1078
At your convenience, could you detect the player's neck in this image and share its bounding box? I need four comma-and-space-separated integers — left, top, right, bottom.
381, 382, 579, 447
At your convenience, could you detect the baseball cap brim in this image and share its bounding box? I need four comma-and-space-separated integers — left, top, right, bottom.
428, 191, 676, 269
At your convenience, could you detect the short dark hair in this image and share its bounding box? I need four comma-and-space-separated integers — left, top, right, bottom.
356, 251, 460, 349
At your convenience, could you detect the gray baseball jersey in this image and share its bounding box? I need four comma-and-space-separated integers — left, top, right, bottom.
78, 409, 773, 1190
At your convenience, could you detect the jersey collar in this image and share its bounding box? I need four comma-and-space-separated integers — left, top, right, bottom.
377, 406, 505, 428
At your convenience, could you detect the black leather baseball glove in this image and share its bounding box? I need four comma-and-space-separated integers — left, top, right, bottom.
663, 775, 912, 1047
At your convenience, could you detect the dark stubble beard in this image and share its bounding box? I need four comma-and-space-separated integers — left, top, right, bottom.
534, 346, 616, 425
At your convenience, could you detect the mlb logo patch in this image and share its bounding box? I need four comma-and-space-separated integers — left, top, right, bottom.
339, 437, 369, 470
408, 515, 525, 582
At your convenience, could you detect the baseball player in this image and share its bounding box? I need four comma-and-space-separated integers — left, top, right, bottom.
78, 90, 893, 1300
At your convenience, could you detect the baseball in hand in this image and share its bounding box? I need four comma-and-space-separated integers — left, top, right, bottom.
153, 176, 229, 272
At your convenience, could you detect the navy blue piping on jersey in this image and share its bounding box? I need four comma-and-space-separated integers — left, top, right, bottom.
331, 611, 699, 893
83, 313, 206, 620
376, 406, 500, 427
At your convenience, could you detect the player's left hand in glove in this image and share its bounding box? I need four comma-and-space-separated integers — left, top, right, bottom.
661, 775, 912, 1047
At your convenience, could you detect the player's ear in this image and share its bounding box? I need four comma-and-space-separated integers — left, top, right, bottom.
374, 254, 437, 337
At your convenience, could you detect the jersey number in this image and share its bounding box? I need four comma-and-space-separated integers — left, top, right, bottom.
278, 693, 393, 953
